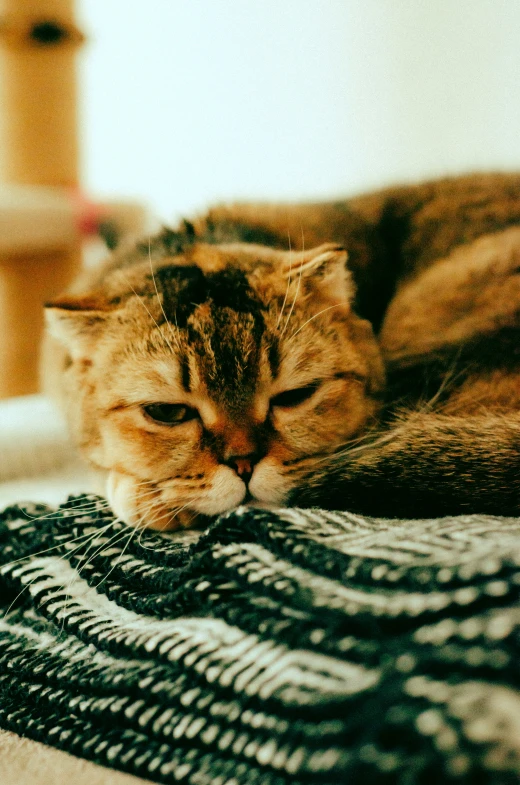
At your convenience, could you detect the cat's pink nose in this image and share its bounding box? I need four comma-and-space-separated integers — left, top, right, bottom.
226, 455, 255, 483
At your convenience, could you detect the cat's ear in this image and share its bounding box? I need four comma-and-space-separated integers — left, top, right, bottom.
44, 292, 112, 358
281, 243, 352, 308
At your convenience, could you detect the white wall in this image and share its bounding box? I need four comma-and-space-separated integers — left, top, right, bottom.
79, 0, 520, 223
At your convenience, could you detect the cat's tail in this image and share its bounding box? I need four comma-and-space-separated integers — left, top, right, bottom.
291, 408, 520, 518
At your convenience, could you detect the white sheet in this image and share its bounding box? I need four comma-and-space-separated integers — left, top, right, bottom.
0, 394, 97, 510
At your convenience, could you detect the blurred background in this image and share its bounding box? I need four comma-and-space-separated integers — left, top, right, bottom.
80, 0, 520, 222
2, 0, 520, 400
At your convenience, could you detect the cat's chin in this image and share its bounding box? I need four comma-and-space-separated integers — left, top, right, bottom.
106, 466, 247, 530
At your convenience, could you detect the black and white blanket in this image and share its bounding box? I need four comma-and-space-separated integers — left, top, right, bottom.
0, 495, 519, 784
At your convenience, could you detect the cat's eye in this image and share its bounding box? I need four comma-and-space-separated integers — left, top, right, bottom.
143, 403, 198, 425
270, 383, 319, 409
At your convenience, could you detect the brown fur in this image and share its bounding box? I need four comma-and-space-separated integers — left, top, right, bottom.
43, 173, 520, 526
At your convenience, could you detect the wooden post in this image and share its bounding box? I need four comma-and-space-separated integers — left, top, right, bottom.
0, 0, 84, 397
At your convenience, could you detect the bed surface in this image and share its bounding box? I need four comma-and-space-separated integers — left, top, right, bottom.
0, 395, 519, 784
0, 729, 151, 785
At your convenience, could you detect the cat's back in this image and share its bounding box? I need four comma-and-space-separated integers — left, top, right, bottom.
374, 174, 520, 410
350, 171, 520, 277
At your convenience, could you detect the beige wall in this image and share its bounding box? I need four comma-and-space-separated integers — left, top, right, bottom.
79, 0, 520, 221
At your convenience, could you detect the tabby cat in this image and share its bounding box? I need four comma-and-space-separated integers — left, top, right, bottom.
43, 173, 520, 528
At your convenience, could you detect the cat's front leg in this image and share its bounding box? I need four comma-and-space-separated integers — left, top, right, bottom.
289, 411, 520, 518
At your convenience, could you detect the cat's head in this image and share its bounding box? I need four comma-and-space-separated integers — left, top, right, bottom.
45, 237, 385, 529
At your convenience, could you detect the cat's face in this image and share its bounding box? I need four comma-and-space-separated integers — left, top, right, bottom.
46, 240, 384, 529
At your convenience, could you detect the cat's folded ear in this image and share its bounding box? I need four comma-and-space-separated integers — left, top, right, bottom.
44, 292, 112, 357
280, 243, 352, 308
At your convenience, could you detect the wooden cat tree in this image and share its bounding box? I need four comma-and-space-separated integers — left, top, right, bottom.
0, 0, 143, 398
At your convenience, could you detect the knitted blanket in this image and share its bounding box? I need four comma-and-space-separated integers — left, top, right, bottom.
0, 496, 519, 784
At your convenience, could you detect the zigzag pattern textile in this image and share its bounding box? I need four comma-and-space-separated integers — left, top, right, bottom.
0, 495, 519, 784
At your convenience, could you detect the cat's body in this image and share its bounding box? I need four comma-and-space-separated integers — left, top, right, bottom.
44, 173, 520, 526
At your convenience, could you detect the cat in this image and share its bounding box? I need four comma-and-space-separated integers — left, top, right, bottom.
43, 172, 520, 528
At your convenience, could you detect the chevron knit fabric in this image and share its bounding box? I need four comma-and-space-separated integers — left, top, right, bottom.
0, 495, 519, 784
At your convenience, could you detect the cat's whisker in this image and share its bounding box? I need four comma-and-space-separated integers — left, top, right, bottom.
280, 262, 303, 338
276, 230, 293, 328
157, 500, 198, 533
155, 477, 205, 490
131, 486, 171, 515
94, 517, 141, 589
131, 490, 163, 515
141, 502, 171, 538
280, 422, 389, 474
118, 267, 179, 357
420, 355, 466, 412
51, 526, 128, 635
329, 422, 410, 463
129, 480, 158, 497
59, 523, 132, 630
117, 480, 171, 528
72, 521, 130, 582
287, 304, 344, 342
133, 495, 197, 546
18, 498, 111, 525
147, 236, 182, 351
287, 356, 470, 475
0, 518, 116, 574
279, 223, 306, 337
106, 475, 195, 534
139, 487, 204, 534
1, 520, 117, 620
0, 532, 112, 615
132, 495, 174, 543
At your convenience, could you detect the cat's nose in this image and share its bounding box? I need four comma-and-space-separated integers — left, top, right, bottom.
225, 454, 256, 484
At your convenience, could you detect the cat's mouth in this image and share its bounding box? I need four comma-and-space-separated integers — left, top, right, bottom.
107, 457, 292, 530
